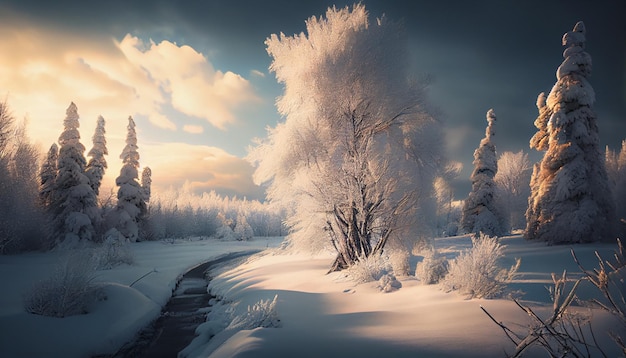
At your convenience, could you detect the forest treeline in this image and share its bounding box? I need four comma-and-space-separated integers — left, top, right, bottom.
0, 101, 286, 254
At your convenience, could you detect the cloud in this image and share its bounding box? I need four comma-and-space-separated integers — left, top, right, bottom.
116, 35, 259, 130
0, 19, 266, 199
251, 69, 266, 78
141, 142, 265, 199
182, 124, 204, 134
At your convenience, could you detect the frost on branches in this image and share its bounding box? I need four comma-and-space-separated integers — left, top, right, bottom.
525, 22, 616, 244
249, 4, 442, 271
461, 109, 504, 237
111, 116, 147, 242
606, 140, 626, 235
50, 103, 100, 245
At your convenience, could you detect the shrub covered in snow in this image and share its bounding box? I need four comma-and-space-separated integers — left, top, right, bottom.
377, 273, 402, 293
386, 248, 411, 276
345, 254, 391, 284
442, 233, 520, 299
415, 248, 449, 285
227, 294, 281, 330
23, 250, 102, 317
96, 229, 134, 269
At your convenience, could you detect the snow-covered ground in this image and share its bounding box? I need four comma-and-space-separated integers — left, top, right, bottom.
184, 235, 624, 358
0, 235, 623, 357
0, 237, 282, 357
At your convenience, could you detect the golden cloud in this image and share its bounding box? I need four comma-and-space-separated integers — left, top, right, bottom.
0, 20, 263, 199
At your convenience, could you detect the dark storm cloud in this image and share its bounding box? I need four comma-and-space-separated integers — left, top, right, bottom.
3, 0, 624, 197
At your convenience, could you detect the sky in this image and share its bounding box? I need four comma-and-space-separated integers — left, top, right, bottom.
0, 0, 624, 200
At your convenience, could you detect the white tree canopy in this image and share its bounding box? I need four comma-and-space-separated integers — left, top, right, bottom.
249, 4, 442, 270
494, 151, 531, 230
525, 22, 616, 244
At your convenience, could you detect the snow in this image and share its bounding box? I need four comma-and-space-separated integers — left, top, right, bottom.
1, 235, 622, 357
187, 235, 623, 357
0, 237, 282, 357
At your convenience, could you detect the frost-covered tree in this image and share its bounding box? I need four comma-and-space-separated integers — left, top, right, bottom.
249, 5, 443, 271
111, 116, 147, 242
141, 166, 152, 203
606, 140, 626, 234
0, 101, 45, 252
85, 115, 107, 196
234, 211, 254, 241
39, 143, 58, 209
50, 102, 100, 246
434, 161, 462, 236
494, 151, 531, 231
461, 109, 504, 237
525, 22, 616, 244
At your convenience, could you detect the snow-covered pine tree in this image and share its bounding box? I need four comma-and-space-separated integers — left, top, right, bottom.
85, 115, 107, 196
39, 143, 58, 208
525, 22, 616, 244
461, 109, 504, 237
51, 102, 100, 246
113, 116, 147, 241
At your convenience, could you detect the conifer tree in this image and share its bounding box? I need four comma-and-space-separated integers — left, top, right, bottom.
51, 102, 100, 245
85, 115, 107, 196
113, 116, 146, 241
525, 22, 615, 244
461, 109, 503, 236
39, 143, 58, 208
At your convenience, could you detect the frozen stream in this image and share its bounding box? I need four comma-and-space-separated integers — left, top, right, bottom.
108, 250, 259, 358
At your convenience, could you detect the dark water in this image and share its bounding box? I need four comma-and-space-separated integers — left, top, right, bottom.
103, 250, 258, 358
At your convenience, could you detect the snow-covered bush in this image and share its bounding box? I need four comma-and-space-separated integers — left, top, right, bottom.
442, 234, 520, 299
386, 249, 411, 276
378, 273, 402, 293
23, 250, 102, 317
227, 295, 281, 330
96, 229, 134, 269
415, 249, 449, 285
345, 254, 391, 284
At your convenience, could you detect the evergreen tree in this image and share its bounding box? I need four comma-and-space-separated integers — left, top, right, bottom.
525, 22, 615, 244
85, 115, 107, 196
51, 102, 100, 246
113, 116, 146, 241
39, 143, 58, 208
461, 109, 504, 236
